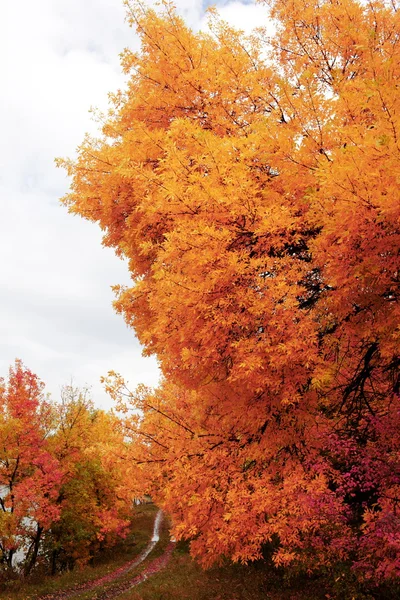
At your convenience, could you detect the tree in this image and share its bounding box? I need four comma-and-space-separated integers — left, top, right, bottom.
0, 360, 61, 576
46, 384, 135, 571
0, 366, 138, 578
59, 0, 400, 587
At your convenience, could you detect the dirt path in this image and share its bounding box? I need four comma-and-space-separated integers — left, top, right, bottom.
39, 509, 174, 600
82, 542, 175, 600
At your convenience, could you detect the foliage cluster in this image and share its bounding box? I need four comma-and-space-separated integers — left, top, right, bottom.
0, 360, 136, 579
59, 0, 400, 595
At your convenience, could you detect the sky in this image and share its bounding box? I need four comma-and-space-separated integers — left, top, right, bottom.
1, 0, 270, 408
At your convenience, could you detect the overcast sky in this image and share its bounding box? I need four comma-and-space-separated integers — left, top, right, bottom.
1, 0, 270, 408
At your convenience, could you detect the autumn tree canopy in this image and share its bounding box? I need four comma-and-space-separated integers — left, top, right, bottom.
46, 384, 135, 572
0, 360, 61, 575
0, 363, 137, 577
60, 0, 400, 588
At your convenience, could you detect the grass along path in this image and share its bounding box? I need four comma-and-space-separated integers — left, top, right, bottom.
119, 547, 331, 600
36, 509, 173, 600
0, 505, 170, 600
75, 542, 176, 600
3, 506, 384, 600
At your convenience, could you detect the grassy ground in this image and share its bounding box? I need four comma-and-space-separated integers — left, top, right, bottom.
0, 504, 159, 600
2, 507, 391, 600
0, 505, 331, 600
67, 511, 172, 600
118, 542, 328, 600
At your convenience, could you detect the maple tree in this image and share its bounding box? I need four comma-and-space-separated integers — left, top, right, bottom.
0, 360, 61, 576
59, 0, 400, 590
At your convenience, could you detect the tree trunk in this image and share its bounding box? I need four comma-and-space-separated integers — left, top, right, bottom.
51, 549, 58, 576
24, 525, 43, 577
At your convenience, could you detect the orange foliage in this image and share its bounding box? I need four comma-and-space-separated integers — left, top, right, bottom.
47, 384, 136, 570
60, 0, 400, 585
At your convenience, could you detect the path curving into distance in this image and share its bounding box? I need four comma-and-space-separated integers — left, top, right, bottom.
39, 509, 175, 600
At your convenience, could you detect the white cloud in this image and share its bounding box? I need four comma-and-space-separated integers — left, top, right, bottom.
1, 0, 157, 407
204, 1, 272, 33
0, 1, 267, 408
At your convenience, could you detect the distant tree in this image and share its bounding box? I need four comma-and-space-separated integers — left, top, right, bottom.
61, 0, 400, 590
0, 366, 138, 578
0, 360, 61, 576
47, 384, 134, 571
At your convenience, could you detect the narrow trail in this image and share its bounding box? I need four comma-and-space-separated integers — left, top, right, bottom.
39, 509, 174, 600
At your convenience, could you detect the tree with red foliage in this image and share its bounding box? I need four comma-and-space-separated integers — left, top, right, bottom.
0, 360, 61, 575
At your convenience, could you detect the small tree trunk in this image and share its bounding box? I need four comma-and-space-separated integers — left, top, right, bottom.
51, 549, 58, 576
24, 525, 43, 577
6, 548, 14, 571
